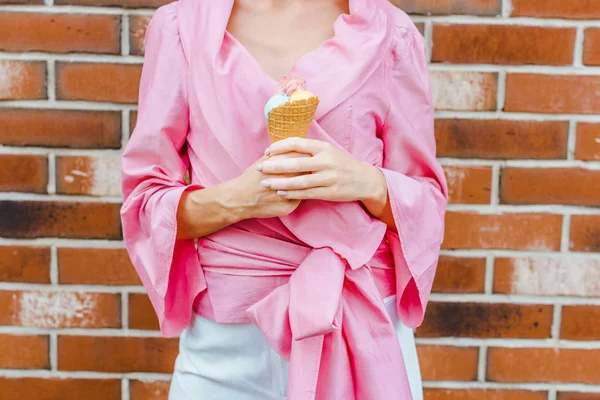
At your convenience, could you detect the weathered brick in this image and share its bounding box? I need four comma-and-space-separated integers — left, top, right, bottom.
500, 168, 600, 206
584, 28, 600, 65
431, 71, 497, 111
443, 165, 491, 204
0, 13, 120, 54
435, 119, 569, 159
56, 63, 141, 104
129, 380, 170, 400
417, 345, 479, 381
58, 336, 178, 373
424, 389, 548, 400
433, 256, 486, 293
0, 109, 121, 149
0, 201, 122, 239
0, 246, 50, 284
417, 302, 552, 338
0, 378, 121, 400
576, 123, 600, 161
443, 212, 562, 251
58, 248, 140, 286
433, 25, 575, 65
128, 293, 159, 331
0, 290, 121, 329
511, 0, 600, 19
494, 256, 600, 297
0, 155, 47, 193
488, 348, 600, 383
561, 306, 600, 340
0, 335, 48, 369
570, 215, 600, 252
130, 16, 151, 56
392, 0, 500, 15
0, 61, 46, 100
558, 393, 600, 400
505, 74, 600, 114
56, 155, 121, 196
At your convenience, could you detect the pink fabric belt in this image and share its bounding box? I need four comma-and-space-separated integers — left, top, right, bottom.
190, 225, 412, 400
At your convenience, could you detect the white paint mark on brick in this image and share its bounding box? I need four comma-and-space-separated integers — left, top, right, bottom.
431, 71, 496, 111
511, 257, 600, 297
15, 291, 98, 328
131, 16, 151, 55
444, 166, 466, 197
89, 156, 121, 196
0, 60, 25, 99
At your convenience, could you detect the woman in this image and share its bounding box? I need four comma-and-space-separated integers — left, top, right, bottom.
120, 0, 448, 399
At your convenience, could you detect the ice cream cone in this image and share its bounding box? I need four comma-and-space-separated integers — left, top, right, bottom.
267, 96, 319, 143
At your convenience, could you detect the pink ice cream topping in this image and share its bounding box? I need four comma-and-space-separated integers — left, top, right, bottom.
277, 75, 307, 96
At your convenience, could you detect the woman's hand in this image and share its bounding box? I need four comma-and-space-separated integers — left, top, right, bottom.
228, 152, 309, 220
256, 138, 389, 215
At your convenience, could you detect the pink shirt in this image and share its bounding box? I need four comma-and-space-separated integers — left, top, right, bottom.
120, 0, 448, 398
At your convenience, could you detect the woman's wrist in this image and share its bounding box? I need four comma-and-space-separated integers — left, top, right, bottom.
358, 162, 389, 218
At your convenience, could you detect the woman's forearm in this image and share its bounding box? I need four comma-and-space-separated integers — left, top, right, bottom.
176, 180, 243, 239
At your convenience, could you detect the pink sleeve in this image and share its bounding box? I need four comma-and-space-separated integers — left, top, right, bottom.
379, 28, 448, 328
120, 4, 205, 337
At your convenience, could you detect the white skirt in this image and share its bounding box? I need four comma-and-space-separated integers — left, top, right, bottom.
169, 295, 423, 400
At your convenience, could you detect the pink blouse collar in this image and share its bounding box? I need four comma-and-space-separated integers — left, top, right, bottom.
177, 0, 395, 121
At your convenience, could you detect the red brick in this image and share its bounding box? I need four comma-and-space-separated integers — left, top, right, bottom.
561, 306, 600, 340
0, 155, 47, 193
501, 168, 600, 206
424, 389, 547, 400
56, 63, 141, 104
443, 212, 562, 251
494, 256, 600, 297
130, 16, 151, 56
576, 123, 600, 161
432, 256, 486, 293
0, 201, 122, 239
512, 0, 600, 19
392, 0, 500, 15
0, 246, 50, 284
0, 334, 48, 369
56, 155, 121, 196
570, 215, 600, 252
584, 29, 600, 66
417, 345, 479, 381
431, 71, 497, 111
0, 290, 121, 329
0, 13, 120, 54
417, 302, 552, 338
505, 74, 600, 114
130, 380, 170, 400
0, 378, 121, 400
57, 0, 172, 7
0, 109, 121, 149
130, 110, 138, 133
129, 293, 159, 331
433, 25, 575, 65
435, 119, 569, 159
488, 348, 600, 383
559, 393, 600, 400
0, 61, 46, 100
0, 0, 42, 3
444, 166, 491, 204
58, 336, 178, 373
58, 248, 140, 285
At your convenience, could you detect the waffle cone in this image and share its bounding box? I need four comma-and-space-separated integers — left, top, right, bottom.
267, 96, 319, 143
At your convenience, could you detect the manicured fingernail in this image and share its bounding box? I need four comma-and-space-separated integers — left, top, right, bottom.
277, 190, 287, 196
264, 148, 270, 156
260, 180, 270, 188
255, 163, 263, 171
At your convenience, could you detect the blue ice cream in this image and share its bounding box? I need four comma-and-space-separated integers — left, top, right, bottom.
264, 93, 290, 120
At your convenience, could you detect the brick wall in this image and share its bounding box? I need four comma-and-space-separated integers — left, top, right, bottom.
0, 0, 599, 399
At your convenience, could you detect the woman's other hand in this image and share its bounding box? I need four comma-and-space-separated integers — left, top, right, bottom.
256, 138, 388, 210
229, 152, 309, 220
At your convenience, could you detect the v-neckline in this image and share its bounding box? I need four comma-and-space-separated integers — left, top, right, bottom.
223, 0, 353, 85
